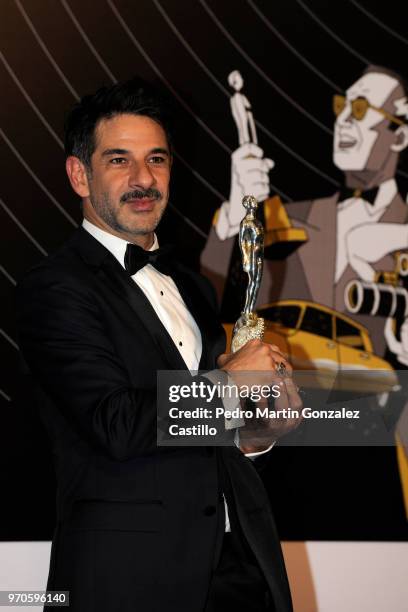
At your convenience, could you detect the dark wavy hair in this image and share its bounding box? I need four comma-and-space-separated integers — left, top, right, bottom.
64, 77, 174, 168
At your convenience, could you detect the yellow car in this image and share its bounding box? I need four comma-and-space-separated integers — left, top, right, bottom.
224, 300, 398, 393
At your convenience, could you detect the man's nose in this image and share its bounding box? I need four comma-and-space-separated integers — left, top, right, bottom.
128, 161, 155, 189
337, 103, 353, 125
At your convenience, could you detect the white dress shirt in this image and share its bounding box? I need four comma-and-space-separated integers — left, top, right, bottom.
335, 178, 398, 283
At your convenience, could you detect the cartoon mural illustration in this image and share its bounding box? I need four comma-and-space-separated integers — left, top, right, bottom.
201, 64, 408, 518
201, 65, 408, 366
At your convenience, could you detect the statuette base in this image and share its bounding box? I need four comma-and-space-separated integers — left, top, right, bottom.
231, 315, 265, 353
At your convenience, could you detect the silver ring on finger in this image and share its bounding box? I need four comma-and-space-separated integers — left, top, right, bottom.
275, 361, 287, 377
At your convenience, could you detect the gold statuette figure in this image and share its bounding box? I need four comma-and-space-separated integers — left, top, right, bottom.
231, 195, 265, 352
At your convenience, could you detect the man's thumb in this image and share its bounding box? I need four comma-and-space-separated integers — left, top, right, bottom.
217, 353, 230, 368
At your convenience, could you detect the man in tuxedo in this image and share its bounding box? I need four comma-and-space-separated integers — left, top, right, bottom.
17, 78, 301, 611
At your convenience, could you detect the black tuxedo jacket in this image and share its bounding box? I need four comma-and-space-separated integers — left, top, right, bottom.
17, 227, 292, 612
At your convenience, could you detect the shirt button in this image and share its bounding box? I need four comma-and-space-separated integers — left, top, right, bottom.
160, 290, 164, 296
203, 505, 216, 517
179, 341, 183, 346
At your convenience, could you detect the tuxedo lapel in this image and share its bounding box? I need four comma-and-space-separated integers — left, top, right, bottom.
101, 257, 190, 370
377, 191, 408, 224
72, 227, 188, 371
296, 194, 338, 307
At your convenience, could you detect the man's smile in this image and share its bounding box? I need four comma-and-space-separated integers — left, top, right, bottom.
339, 139, 357, 149
126, 198, 157, 212
337, 132, 358, 150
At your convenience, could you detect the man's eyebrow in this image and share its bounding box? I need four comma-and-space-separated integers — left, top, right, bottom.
101, 147, 170, 156
149, 147, 170, 156
101, 148, 130, 156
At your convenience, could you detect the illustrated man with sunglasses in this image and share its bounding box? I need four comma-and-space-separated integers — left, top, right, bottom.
202, 64, 408, 359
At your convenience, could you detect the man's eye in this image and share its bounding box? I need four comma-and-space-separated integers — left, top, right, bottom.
110, 157, 127, 164
149, 156, 166, 164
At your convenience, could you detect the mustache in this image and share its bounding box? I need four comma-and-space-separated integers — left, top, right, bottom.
120, 188, 162, 203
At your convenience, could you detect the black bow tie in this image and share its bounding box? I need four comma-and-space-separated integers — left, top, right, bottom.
124, 243, 175, 276
338, 185, 379, 206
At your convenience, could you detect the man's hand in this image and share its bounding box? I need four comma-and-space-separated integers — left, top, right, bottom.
217, 338, 288, 373
347, 223, 408, 282
215, 144, 274, 239
217, 339, 303, 452
228, 143, 274, 227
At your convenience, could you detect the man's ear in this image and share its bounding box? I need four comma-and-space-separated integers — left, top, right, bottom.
65, 156, 91, 198
391, 124, 408, 153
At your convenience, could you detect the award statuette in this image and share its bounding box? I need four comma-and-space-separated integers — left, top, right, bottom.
231, 195, 265, 352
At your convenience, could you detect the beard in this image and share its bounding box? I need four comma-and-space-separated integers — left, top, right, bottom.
88, 186, 167, 236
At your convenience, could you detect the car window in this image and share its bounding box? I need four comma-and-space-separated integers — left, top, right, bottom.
257, 305, 301, 328
336, 317, 365, 349
300, 307, 333, 339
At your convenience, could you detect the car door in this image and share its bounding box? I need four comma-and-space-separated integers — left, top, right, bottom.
336, 315, 396, 393
293, 305, 340, 389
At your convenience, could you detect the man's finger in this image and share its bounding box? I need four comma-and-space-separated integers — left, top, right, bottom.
240, 160, 270, 174
217, 353, 229, 368
269, 350, 292, 373
232, 142, 264, 160
269, 344, 285, 355
263, 158, 275, 171
283, 377, 303, 412
251, 181, 270, 194
273, 380, 290, 412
